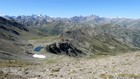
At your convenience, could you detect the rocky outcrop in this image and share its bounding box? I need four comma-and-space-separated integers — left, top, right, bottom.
46, 41, 85, 57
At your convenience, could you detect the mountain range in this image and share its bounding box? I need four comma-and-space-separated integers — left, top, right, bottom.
4, 15, 140, 27
1, 15, 140, 59
3, 15, 140, 35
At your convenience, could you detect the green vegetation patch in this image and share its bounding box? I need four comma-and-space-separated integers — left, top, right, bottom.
118, 73, 140, 79
0, 60, 34, 67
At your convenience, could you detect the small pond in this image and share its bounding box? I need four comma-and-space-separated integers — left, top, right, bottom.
34, 46, 44, 52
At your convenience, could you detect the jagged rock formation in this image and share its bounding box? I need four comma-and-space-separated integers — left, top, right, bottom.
46, 40, 85, 57
4, 15, 140, 29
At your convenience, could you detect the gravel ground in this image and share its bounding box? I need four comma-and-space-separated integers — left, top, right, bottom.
0, 51, 140, 79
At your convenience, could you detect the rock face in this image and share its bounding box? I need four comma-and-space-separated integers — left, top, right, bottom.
46, 40, 85, 57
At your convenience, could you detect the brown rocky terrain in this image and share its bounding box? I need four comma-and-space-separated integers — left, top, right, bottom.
0, 51, 140, 79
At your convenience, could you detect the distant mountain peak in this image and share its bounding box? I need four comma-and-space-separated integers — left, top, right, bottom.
2, 14, 140, 30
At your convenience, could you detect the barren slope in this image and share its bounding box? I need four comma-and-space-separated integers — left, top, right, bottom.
0, 51, 140, 79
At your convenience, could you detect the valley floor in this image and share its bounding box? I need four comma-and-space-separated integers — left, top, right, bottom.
0, 51, 140, 79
